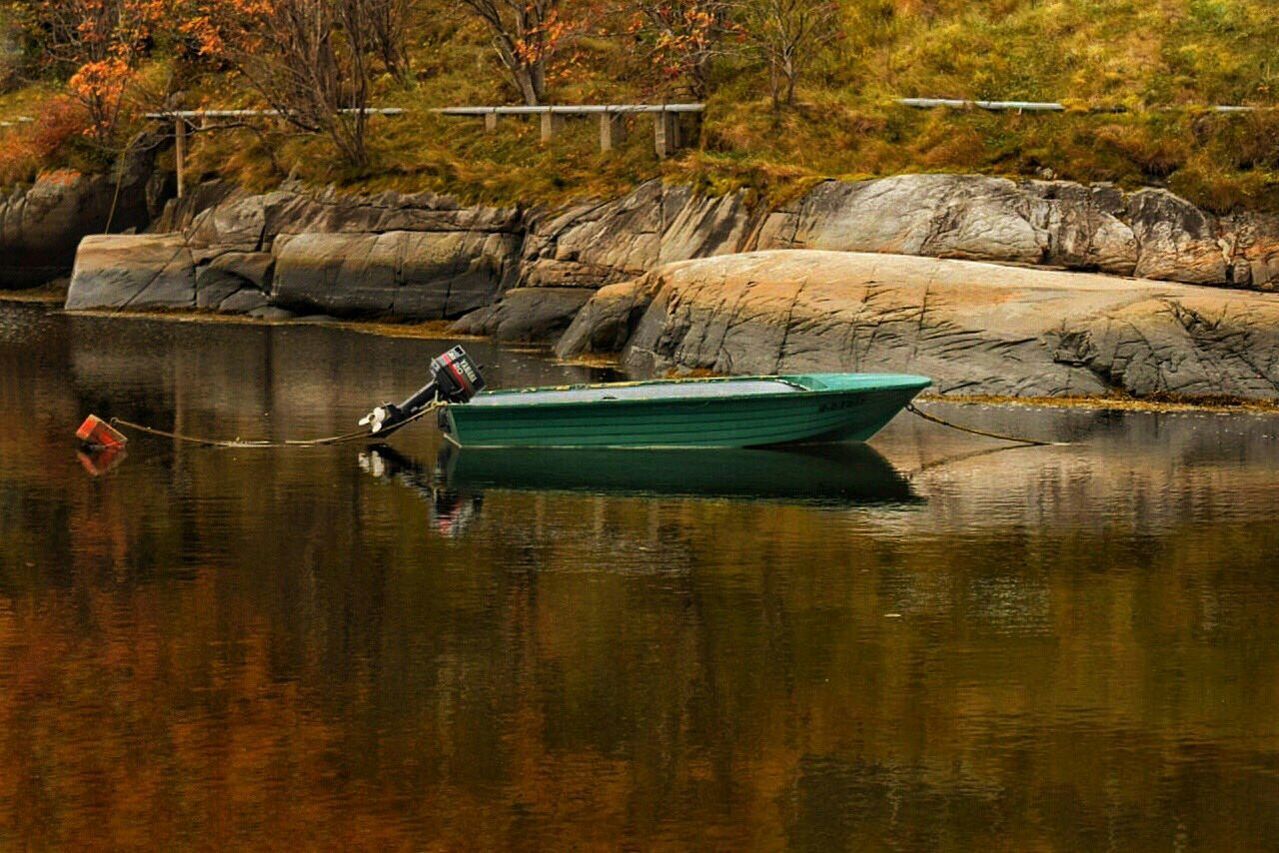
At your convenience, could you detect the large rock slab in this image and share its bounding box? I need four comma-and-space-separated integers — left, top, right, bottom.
756, 175, 1148, 275
65, 234, 195, 310
571, 250, 1279, 400
556, 278, 663, 358
56, 171, 1279, 324
523, 174, 1265, 291
519, 181, 756, 288
1124, 189, 1228, 283
271, 230, 520, 320
751, 175, 1279, 289
759, 175, 1054, 266
182, 185, 522, 252
452, 287, 593, 342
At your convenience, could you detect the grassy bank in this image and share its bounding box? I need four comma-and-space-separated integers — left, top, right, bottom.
5, 1, 1279, 211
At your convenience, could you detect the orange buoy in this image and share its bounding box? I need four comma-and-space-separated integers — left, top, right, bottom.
76, 414, 128, 450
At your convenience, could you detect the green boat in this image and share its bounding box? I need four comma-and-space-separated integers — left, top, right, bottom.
439, 373, 931, 449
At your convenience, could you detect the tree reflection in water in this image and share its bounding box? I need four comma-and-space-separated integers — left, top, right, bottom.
2, 304, 1279, 849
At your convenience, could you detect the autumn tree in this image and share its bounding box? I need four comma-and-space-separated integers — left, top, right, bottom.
366, 0, 412, 84
741, 0, 840, 108
455, 0, 566, 106
183, 0, 393, 168
10, 0, 166, 144
627, 1, 739, 102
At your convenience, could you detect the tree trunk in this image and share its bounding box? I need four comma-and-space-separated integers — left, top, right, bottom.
496, 39, 545, 106
690, 56, 711, 102
527, 60, 547, 105
514, 64, 545, 106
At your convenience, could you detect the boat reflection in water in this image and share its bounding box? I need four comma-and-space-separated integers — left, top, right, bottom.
360, 442, 918, 534
358, 446, 484, 538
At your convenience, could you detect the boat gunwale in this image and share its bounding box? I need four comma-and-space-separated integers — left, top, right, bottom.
452, 373, 933, 414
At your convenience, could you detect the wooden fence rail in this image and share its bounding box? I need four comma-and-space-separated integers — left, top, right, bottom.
433, 104, 705, 158
143, 108, 406, 198
144, 108, 407, 119
897, 97, 1270, 113
898, 98, 1066, 112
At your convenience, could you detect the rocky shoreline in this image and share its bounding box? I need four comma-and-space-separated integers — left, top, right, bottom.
559, 251, 1279, 400
14, 170, 1279, 301
7, 169, 1279, 400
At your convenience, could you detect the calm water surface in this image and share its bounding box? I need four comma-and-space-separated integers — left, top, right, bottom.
2, 301, 1279, 850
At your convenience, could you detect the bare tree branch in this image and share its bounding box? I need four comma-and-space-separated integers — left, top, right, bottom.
741, 0, 840, 108
192, 0, 390, 168
455, 0, 563, 106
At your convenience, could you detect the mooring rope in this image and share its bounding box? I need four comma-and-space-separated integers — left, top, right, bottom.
906, 402, 1066, 447
109, 402, 441, 449
108, 399, 1054, 450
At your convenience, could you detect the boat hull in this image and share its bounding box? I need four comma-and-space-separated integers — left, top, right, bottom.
442, 374, 930, 449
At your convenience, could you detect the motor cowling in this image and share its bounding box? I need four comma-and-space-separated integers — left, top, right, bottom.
360, 346, 486, 436
430, 346, 485, 403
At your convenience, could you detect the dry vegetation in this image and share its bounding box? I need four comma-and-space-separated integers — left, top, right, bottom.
4, 0, 1279, 210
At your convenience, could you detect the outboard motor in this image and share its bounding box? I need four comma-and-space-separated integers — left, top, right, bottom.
359, 346, 485, 437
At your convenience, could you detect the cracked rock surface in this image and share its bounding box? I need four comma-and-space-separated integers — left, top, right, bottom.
66, 184, 522, 320
564, 251, 1279, 400
272, 231, 518, 319
65, 235, 195, 311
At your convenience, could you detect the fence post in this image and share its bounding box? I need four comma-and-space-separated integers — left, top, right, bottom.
600, 111, 627, 152
175, 117, 187, 199
540, 111, 563, 143
654, 110, 676, 159
484, 110, 498, 133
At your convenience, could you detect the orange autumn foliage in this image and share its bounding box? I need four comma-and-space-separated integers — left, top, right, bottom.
0, 98, 90, 186
27, 0, 176, 144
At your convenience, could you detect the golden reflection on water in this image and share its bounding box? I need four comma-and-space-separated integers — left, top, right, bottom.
2, 304, 1279, 849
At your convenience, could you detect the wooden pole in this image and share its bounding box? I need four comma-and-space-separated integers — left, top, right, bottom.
174, 118, 186, 199
654, 111, 675, 159
539, 111, 563, 143
600, 112, 627, 152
